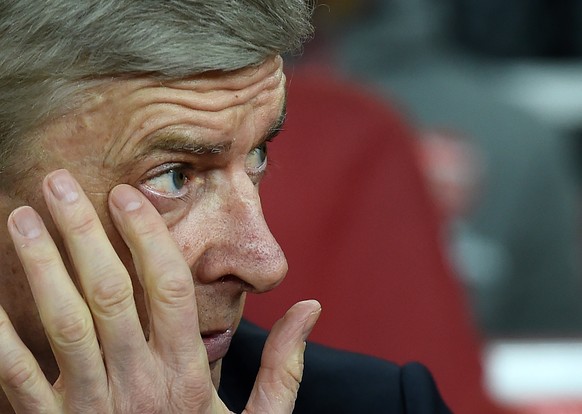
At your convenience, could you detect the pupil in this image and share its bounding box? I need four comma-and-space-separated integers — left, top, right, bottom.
172, 170, 186, 189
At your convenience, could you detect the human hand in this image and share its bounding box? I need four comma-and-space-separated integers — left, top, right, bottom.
0, 169, 320, 413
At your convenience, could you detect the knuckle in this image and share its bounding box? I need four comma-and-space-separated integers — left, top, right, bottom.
152, 273, 194, 305
133, 217, 165, 241
280, 355, 304, 393
17, 241, 63, 274
0, 353, 38, 390
67, 209, 98, 236
88, 277, 134, 317
26, 252, 62, 275
270, 365, 302, 392
49, 307, 93, 348
285, 364, 303, 390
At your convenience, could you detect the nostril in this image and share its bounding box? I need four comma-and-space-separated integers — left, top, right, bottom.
217, 275, 253, 291
218, 275, 238, 284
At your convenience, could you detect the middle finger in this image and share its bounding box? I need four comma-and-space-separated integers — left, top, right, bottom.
42, 170, 149, 372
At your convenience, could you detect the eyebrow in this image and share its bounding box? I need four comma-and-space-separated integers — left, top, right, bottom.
131, 98, 287, 162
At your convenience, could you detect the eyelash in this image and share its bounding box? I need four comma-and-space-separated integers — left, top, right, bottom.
246, 142, 269, 184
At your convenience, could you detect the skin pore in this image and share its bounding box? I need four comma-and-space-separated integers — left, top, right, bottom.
0, 54, 289, 405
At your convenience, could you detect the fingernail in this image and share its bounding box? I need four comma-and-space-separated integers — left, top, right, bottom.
11, 207, 42, 239
47, 170, 79, 203
110, 185, 143, 212
302, 305, 321, 342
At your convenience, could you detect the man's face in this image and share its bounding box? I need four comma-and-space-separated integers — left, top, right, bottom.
0, 57, 288, 385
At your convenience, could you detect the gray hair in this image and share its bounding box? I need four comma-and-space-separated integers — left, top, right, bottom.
0, 0, 313, 182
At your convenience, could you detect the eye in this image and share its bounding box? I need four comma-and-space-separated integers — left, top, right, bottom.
245, 142, 268, 183
142, 166, 189, 198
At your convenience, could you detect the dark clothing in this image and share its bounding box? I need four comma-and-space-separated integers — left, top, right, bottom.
219, 320, 452, 413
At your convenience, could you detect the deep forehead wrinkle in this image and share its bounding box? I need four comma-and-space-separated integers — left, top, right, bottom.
85, 56, 282, 117
143, 97, 286, 157
117, 96, 287, 172
127, 59, 284, 115
105, 59, 283, 162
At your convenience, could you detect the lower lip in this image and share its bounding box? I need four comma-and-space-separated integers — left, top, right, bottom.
202, 330, 234, 363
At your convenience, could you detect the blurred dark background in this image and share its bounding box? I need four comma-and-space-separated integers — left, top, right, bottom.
289, 1, 582, 409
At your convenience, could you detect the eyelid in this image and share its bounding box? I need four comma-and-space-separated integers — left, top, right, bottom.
141, 162, 187, 181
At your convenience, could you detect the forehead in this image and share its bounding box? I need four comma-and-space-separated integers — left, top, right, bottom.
50, 56, 286, 169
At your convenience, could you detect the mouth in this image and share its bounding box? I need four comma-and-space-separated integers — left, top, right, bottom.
201, 329, 234, 363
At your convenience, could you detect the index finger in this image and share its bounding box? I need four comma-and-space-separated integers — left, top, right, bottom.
108, 184, 207, 371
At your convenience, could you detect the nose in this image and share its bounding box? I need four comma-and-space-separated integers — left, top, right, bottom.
184, 170, 288, 292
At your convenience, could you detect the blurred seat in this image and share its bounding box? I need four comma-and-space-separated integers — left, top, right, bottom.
243, 68, 504, 413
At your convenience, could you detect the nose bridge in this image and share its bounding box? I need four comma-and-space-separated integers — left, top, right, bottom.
202, 171, 288, 291
225, 170, 263, 217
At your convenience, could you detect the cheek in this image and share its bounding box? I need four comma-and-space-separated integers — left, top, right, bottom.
0, 243, 37, 323
167, 212, 205, 261
154, 183, 225, 257
139, 173, 209, 227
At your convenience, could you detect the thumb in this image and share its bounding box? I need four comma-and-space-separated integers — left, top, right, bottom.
243, 300, 321, 414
